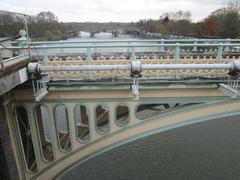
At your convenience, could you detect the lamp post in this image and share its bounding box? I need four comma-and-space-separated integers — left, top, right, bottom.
0, 10, 31, 55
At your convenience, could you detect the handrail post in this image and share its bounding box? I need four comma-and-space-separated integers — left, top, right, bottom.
160, 39, 164, 52
87, 45, 92, 79
193, 39, 198, 52
174, 43, 180, 78
60, 40, 64, 56
131, 44, 135, 61
217, 43, 223, 77
43, 44, 48, 65
224, 38, 230, 52
93, 42, 96, 54
127, 41, 131, 57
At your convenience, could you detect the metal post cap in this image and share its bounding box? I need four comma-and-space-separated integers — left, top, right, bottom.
130, 60, 141, 74
230, 60, 240, 70
28, 63, 40, 73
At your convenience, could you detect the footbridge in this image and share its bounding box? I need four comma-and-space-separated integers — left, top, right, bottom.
1, 39, 240, 179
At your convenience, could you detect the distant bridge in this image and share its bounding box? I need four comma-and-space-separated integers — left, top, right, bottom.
66, 28, 141, 38
1, 38, 240, 179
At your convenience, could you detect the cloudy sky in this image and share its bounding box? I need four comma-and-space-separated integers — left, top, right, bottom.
0, 0, 227, 22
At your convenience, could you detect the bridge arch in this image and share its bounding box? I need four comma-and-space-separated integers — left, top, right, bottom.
25, 99, 240, 179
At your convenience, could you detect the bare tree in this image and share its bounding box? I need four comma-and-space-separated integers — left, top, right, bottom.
36, 11, 58, 23
227, 0, 240, 12
160, 11, 191, 21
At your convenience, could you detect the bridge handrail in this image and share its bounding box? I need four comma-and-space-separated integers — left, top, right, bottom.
29, 39, 240, 45
1, 43, 240, 49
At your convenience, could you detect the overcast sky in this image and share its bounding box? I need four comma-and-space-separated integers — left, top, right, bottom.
0, 0, 227, 22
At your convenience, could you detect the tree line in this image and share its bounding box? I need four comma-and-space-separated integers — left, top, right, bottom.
136, 0, 240, 38
0, 0, 240, 40
0, 11, 68, 40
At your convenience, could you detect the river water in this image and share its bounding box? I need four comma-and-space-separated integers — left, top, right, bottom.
43, 31, 162, 56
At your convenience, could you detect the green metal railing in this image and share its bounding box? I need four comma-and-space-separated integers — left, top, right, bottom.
29, 38, 240, 45
1, 39, 240, 73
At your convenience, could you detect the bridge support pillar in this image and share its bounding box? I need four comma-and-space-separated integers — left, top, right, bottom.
128, 101, 138, 125
67, 103, 78, 149
88, 103, 100, 140
108, 102, 119, 132
47, 104, 64, 159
